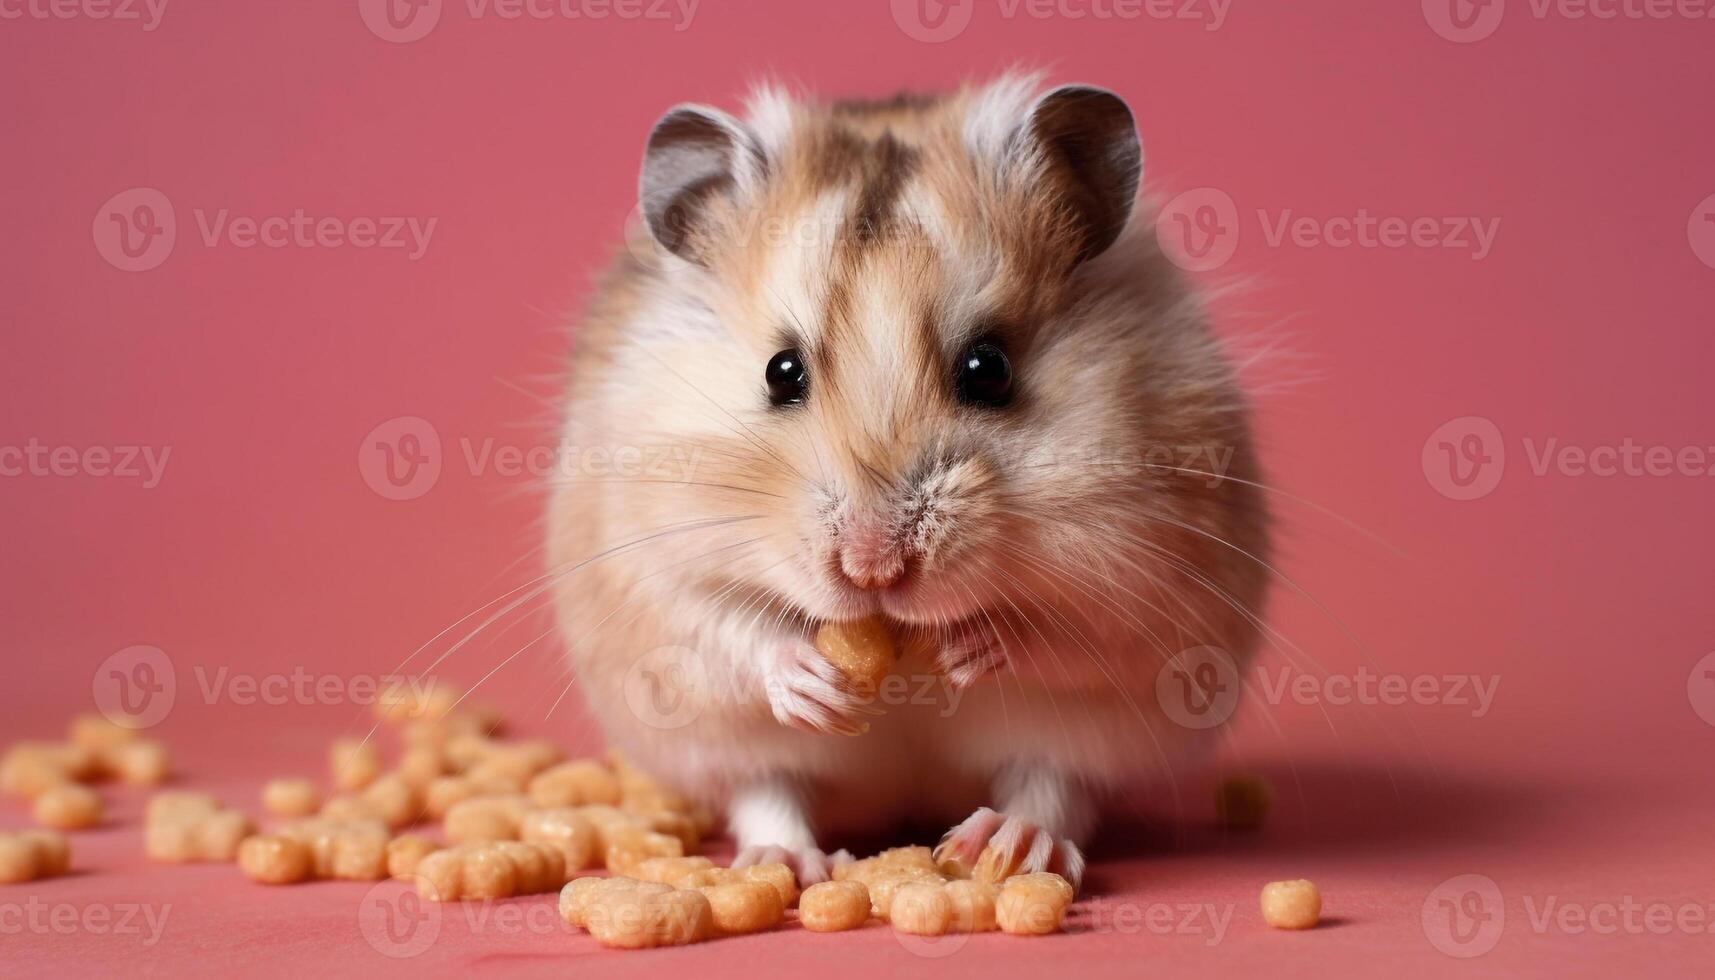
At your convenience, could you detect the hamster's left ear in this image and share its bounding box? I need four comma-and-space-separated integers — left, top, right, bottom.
1013, 86, 1142, 262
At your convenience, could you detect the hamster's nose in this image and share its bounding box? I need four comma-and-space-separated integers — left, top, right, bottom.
838, 550, 906, 591
835, 526, 908, 591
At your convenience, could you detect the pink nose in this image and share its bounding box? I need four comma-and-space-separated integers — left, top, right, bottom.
839, 550, 905, 591
836, 528, 907, 591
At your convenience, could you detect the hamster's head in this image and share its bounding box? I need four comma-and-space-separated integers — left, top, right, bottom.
617, 74, 1257, 630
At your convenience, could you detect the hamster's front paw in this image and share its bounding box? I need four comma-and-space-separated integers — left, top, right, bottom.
934, 621, 1010, 690
761, 639, 875, 737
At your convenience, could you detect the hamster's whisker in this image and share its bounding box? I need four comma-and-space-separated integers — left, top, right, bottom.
1140, 464, 1405, 558
400, 514, 765, 683
973, 552, 1190, 814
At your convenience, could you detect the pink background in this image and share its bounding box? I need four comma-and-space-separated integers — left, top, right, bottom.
3, 1, 1714, 976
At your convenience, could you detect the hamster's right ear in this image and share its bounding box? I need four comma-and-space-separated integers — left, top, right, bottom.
639, 105, 767, 264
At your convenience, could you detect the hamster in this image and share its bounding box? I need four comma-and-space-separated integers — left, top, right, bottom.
549, 72, 1268, 888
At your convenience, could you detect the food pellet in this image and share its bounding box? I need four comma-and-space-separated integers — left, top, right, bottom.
414, 841, 567, 902
559, 876, 673, 929
602, 824, 684, 875
145, 792, 254, 863
944, 879, 1000, 933
262, 778, 321, 818
101, 740, 170, 785
519, 807, 599, 872
889, 882, 955, 936
69, 714, 137, 750
387, 835, 441, 879
270, 818, 391, 881
238, 835, 314, 885
584, 886, 713, 949
0, 829, 70, 883
443, 794, 530, 843
699, 879, 784, 935
813, 616, 897, 694
798, 880, 872, 932
528, 760, 622, 808
995, 872, 1072, 936
1260, 879, 1321, 930
736, 862, 799, 909
1216, 775, 1273, 830
32, 783, 102, 830
329, 738, 383, 792
1, 743, 98, 798
633, 855, 714, 886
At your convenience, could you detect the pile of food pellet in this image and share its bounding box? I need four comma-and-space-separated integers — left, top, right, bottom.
0, 621, 1323, 947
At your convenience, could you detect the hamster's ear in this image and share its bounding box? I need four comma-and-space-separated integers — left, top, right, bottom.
639, 104, 766, 263
1012, 86, 1141, 262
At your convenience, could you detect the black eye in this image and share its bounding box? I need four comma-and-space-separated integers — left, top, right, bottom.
766, 348, 808, 406
955, 340, 1013, 407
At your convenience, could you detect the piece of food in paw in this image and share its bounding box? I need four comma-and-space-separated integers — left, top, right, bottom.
528, 759, 622, 808
518, 807, 600, 873
813, 616, 897, 694
698, 880, 785, 935
0, 829, 71, 883
1216, 775, 1274, 830
584, 887, 714, 949
1260, 879, 1321, 930
33, 783, 102, 830
443, 794, 531, 843
798, 880, 872, 932
262, 778, 321, 819
386, 835, 441, 879
995, 872, 1072, 936
329, 738, 383, 793
414, 841, 566, 902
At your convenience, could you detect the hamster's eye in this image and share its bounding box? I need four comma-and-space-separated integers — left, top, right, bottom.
955, 340, 1013, 408
765, 348, 808, 407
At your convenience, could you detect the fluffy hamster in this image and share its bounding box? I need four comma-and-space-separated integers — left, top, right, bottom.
549, 73, 1268, 887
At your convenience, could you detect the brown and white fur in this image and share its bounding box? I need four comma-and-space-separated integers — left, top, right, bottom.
548, 73, 1269, 888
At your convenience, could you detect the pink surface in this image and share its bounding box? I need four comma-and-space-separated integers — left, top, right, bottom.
3, 1, 1714, 977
